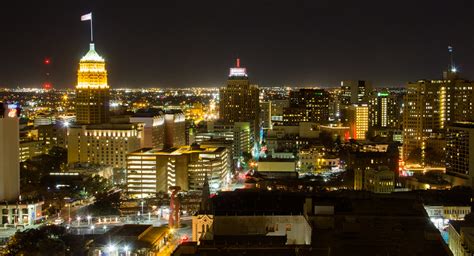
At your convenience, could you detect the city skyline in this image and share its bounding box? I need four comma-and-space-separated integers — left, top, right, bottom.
1, 0, 474, 88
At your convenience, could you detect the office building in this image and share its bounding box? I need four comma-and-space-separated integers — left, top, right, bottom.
219, 59, 260, 140
126, 145, 230, 198
75, 43, 110, 125
340, 80, 373, 105
369, 91, 402, 129
403, 71, 474, 161
440, 72, 474, 127
68, 43, 144, 171
347, 104, 369, 140
445, 122, 474, 187
260, 101, 272, 130
288, 88, 329, 124
195, 121, 251, 161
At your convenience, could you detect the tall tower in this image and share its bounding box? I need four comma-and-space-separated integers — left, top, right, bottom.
0, 103, 20, 201
75, 43, 110, 125
219, 59, 260, 144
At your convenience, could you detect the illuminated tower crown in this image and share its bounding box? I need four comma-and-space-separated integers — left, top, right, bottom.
75, 43, 110, 125
77, 43, 108, 89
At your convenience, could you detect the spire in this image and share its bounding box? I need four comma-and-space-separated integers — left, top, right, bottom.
448, 46, 456, 73
80, 43, 104, 62
236, 58, 240, 68
200, 172, 211, 213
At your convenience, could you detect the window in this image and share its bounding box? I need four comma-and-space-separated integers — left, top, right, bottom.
286, 224, 292, 231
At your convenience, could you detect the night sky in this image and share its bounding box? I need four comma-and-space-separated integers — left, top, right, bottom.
1, 0, 474, 88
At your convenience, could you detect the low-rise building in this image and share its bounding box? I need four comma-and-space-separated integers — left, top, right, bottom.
354, 167, 395, 193
88, 224, 170, 255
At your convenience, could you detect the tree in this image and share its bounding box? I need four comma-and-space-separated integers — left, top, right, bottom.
319, 131, 335, 150
3, 225, 69, 256
78, 191, 121, 216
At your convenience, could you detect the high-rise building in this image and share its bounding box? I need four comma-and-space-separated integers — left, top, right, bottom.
0, 103, 20, 201
68, 43, 143, 171
403, 71, 474, 162
260, 101, 272, 130
219, 59, 260, 140
287, 88, 329, 124
439, 72, 474, 128
347, 104, 369, 140
340, 80, 373, 105
402, 80, 441, 160
75, 43, 110, 125
369, 91, 402, 129
445, 122, 474, 187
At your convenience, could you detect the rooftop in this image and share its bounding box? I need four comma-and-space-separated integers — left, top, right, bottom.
80, 43, 104, 62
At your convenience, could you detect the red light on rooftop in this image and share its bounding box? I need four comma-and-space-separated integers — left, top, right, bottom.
44, 58, 51, 65
43, 82, 52, 90
236, 58, 240, 68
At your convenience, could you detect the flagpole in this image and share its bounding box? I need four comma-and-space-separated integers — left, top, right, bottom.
90, 14, 94, 42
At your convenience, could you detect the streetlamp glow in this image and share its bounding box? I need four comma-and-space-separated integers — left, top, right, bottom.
107, 244, 116, 252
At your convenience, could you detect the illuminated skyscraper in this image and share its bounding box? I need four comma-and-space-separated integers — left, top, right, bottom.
219, 59, 260, 132
402, 80, 441, 161
348, 104, 369, 140
446, 122, 474, 187
369, 91, 402, 129
68, 43, 142, 170
75, 43, 110, 125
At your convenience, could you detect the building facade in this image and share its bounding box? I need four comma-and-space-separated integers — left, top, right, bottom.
445, 122, 474, 187
219, 59, 260, 142
75, 43, 110, 125
126, 145, 230, 198
0, 103, 20, 201
67, 123, 143, 169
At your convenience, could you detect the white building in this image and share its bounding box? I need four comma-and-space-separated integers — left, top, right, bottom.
0, 104, 20, 201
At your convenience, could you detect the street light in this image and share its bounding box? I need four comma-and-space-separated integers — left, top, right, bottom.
87, 215, 92, 225
123, 245, 130, 256
103, 225, 107, 232
107, 244, 116, 253
76, 216, 81, 226
90, 225, 95, 234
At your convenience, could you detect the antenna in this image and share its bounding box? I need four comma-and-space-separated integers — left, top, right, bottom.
448, 46, 456, 72
236, 58, 240, 68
